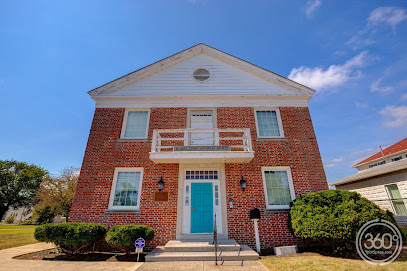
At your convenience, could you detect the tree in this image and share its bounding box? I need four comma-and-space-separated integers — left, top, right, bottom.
288, 190, 404, 251
0, 160, 48, 220
35, 166, 79, 222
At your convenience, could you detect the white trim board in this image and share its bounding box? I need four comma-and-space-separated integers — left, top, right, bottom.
94, 96, 310, 108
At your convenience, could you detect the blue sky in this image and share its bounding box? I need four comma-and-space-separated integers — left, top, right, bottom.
0, 0, 406, 183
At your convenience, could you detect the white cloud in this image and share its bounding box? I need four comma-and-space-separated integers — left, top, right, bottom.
331, 157, 344, 163
324, 156, 345, 168
288, 51, 368, 91
355, 101, 368, 108
380, 105, 407, 128
305, 0, 322, 18
370, 78, 395, 93
347, 7, 407, 50
368, 7, 407, 29
402, 93, 407, 101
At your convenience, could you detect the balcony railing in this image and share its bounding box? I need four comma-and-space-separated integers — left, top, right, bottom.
149, 128, 254, 164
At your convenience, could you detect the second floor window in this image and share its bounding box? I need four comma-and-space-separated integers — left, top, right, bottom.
255, 110, 284, 138
121, 110, 149, 139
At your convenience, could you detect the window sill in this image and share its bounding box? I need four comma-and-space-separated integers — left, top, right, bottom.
257, 137, 288, 141
117, 138, 149, 143
104, 209, 141, 214
264, 208, 290, 213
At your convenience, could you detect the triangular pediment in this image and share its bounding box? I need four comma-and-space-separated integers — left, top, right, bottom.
89, 44, 314, 98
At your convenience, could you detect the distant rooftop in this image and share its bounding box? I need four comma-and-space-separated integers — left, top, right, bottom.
353, 137, 407, 167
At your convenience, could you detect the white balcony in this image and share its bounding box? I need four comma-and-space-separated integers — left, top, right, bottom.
149, 128, 254, 164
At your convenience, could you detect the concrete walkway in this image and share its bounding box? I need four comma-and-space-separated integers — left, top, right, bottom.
0, 243, 142, 271
0, 243, 267, 271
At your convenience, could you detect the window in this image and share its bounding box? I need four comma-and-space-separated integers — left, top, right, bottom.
186, 170, 218, 180
392, 156, 403, 162
108, 168, 143, 210
121, 110, 149, 139
255, 109, 284, 138
262, 167, 295, 209
386, 184, 407, 216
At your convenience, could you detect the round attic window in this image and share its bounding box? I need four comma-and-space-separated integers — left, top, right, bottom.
193, 68, 211, 82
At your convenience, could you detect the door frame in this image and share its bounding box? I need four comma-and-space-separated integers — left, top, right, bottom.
176, 163, 228, 239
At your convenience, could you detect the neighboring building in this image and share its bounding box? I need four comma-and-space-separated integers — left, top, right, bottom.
332, 137, 407, 226
70, 44, 328, 254
3, 207, 33, 223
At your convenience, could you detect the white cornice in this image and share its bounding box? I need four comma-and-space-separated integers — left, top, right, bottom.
93, 96, 310, 108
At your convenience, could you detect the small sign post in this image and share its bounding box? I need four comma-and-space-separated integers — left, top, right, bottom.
135, 238, 145, 262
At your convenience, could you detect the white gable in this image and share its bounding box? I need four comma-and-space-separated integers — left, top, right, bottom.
98, 54, 305, 97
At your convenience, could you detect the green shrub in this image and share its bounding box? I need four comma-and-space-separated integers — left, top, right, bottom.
34, 223, 107, 255
288, 190, 405, 250
21, 220, 35, 225
106, 225, 154, 254
5, 216, 15, 224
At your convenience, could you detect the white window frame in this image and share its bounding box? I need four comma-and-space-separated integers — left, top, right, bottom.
261, 166, 295, 210
108, 167, 144, 210
120, 109, 150, 139
254, 108, 285, 138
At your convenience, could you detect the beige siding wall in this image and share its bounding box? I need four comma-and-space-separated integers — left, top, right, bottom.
336, 169, 407, 226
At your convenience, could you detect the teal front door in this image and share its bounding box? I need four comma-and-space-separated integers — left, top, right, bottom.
191, 183, 213, 233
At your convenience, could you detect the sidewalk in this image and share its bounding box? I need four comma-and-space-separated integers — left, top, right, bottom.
0, 243, 142, 271
0, 243, 267, 271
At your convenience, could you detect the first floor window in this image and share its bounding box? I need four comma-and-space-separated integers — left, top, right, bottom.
262, 167, 295, 209
109, 168, 143, 209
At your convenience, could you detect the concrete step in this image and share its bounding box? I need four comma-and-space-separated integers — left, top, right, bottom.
163, 239, 241, 252
145, 243, 259, 262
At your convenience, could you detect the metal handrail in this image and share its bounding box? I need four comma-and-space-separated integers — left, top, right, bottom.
213, 213, 218, 265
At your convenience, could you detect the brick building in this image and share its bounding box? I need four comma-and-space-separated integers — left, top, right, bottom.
70, 44, 328, 256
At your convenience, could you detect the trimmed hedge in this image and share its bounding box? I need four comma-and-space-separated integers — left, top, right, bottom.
34, 223, 107, 255
106, 225, 154, 254
289, 190, 405, 249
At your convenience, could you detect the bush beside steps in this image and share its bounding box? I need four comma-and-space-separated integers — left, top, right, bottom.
34, 223, 107, 255
106, 225, 155, 255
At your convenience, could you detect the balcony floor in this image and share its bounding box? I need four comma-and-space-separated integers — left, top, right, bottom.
149, 151, 254, 164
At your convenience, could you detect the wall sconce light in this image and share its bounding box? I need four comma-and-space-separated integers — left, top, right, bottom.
240, 176, 246, 191
158, 176, 164, 192
228, 198, 233, 209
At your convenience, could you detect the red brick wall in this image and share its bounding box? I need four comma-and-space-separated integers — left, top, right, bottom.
217, 107, 327, 249
70, 106, 327, 251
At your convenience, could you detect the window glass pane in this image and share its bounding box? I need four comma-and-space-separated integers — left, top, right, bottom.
113, 172, 140, 206
264, 170, 292, 206
256, 111, 280, 137
124, 111, 148, 138
388, 185, 402, 199
387, 185, 407, 216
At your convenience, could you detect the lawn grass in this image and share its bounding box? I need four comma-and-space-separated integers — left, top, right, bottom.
0, 224, 38, 250
260, 253, 407, 271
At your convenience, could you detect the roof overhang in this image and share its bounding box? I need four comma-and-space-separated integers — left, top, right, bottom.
332, 159, 407, 186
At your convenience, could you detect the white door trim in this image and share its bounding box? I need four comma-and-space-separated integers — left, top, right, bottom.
176, 163, 228, 240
